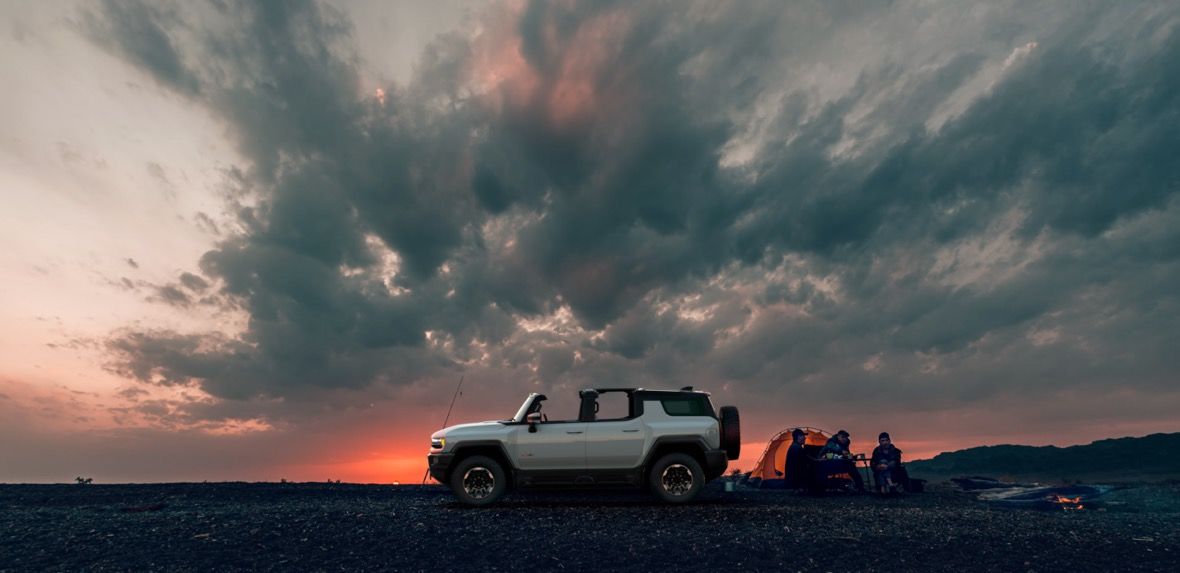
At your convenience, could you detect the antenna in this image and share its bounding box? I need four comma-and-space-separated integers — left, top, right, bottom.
441, 375, 465, 429
422, 375, 465, 485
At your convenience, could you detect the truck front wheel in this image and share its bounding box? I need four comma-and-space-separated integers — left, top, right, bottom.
449, 455, 508, 506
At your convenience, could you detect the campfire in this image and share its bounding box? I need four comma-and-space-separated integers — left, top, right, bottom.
1050, 494, 1084, 511
974, 482, 1109, 510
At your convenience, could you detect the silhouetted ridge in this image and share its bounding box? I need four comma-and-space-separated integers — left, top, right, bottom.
908, 432, 1180, 482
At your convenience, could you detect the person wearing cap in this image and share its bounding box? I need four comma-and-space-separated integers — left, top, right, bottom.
818, 430, 865, 492
779, 428, 814, 491
871, 432, 905, 494
821, 430, 852, 458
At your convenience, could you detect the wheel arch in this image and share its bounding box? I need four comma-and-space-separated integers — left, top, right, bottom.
447, 441, 516, 483
643, 436, 710, 474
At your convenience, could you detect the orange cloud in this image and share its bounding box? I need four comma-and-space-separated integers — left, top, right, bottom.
470, 1, 541, 115
470, 3, 632, 131
547, 9, 630, 128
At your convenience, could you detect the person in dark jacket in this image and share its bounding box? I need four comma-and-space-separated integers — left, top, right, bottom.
871, 432, 905, 493
817, 430, 864, 492
821, 430, 851, 457
781, 428, 813, 491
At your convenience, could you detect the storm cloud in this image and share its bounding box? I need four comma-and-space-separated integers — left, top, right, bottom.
87, 0, 1180, 439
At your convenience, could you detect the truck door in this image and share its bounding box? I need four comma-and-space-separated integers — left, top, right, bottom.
585, 417, 647, 469
509, 421, 588, 470
584, 390, 647, 469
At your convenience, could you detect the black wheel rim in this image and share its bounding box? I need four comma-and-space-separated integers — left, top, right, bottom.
660, 464, 694, 496
462, 467, 495, 499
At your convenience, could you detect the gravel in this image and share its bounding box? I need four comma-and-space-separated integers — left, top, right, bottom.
2, 482, 1177, 572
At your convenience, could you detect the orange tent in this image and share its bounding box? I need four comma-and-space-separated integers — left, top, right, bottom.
746, 427, 839, 488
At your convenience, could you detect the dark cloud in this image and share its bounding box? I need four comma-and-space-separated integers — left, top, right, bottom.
80, 0, 201, 96
86, 0, 1180, 438
150, 284, 191, 307
178, 272, 209, 292
193, 212, 221, 236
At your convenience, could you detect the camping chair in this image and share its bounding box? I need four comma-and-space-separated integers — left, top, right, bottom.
813, 455, 860, 492
870, 462, 913, 493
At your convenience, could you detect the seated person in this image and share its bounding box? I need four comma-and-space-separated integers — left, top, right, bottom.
817, 430, 865, 492
871, 432, 907, 493
780, 428, 813, 490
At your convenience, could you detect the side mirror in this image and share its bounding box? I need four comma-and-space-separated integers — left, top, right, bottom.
526, 412, 542, 432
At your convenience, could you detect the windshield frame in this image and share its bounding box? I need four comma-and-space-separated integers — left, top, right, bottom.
511, 393, 543, 422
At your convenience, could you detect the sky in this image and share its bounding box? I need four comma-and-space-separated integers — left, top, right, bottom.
1, 0, 1178, 484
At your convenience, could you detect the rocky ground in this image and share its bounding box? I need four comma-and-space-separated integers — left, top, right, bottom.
2, 482, 1178, 572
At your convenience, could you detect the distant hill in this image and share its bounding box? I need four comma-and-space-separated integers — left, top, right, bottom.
907, 432, 1180, 483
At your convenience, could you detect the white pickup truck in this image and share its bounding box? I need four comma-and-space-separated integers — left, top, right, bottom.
427, 387, 740, 505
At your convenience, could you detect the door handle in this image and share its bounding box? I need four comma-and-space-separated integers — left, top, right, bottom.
622, 429, 640, 433
566, 431, 583, 434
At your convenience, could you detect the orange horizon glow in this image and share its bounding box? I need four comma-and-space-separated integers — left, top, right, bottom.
260, 428, 1163, 485
5, 366, 1176, 485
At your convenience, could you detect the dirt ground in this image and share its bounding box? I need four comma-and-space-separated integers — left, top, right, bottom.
2, 482, 1177, 572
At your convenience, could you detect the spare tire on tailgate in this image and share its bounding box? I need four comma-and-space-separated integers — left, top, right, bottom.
719, 406, 741, 460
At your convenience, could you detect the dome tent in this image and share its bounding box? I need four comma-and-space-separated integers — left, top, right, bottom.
746, 426, 840, 488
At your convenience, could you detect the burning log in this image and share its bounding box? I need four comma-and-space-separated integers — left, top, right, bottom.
1050, 494, 1084, 511
977, 484, 1112, 510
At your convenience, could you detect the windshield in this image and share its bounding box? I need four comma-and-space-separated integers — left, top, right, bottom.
511, 393, 540, 422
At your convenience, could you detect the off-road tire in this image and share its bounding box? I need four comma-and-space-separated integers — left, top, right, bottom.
648, 453, 704, 504
719, 405, 741, 460
449, 455, 508, 506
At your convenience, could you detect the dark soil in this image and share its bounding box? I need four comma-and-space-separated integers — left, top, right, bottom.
2, 482, 1177, 572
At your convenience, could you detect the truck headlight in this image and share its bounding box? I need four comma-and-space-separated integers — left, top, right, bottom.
431, 437, 445, 449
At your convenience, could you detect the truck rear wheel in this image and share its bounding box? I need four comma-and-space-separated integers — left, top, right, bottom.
648, 453, 704, 503
449, 455, 507, 506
